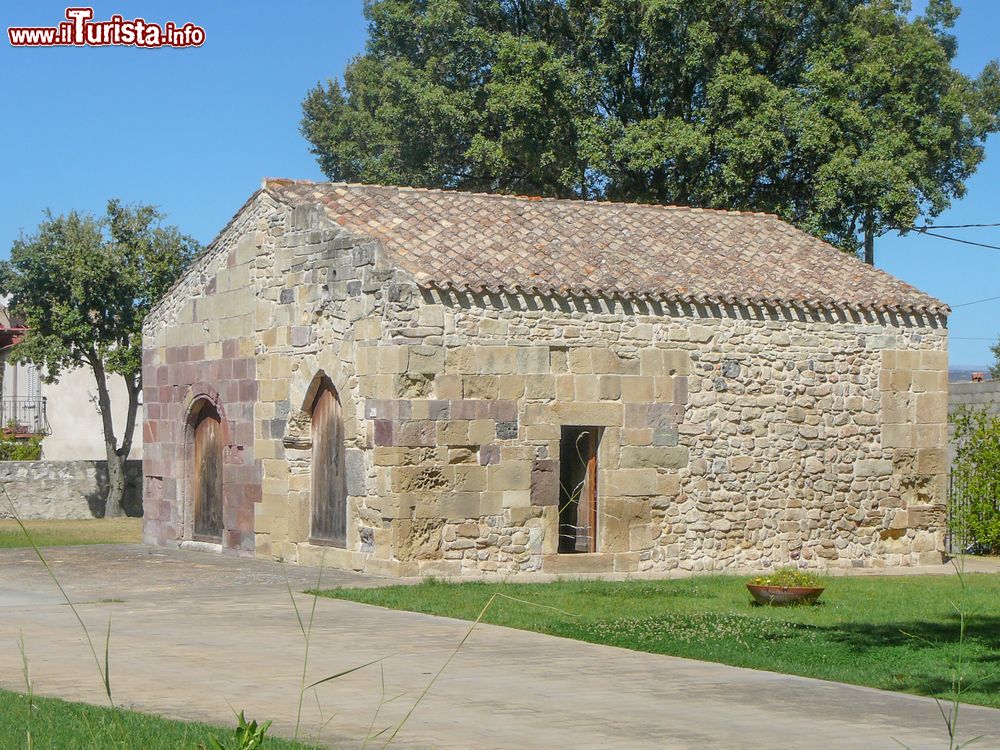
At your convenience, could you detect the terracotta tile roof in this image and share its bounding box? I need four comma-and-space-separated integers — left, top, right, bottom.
264, 179, 947, 315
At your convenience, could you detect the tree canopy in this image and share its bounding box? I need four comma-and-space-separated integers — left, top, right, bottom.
0, 201, 197, 515
302, 0, 1000, 261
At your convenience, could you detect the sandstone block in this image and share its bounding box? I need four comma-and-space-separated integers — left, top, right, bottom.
568, 349, 592, 374
440, 492, 482, 521
469, 419, 497, 444
621, 376, 654, 402
913, 424, 947, 449
520, 375, 553, 399
541, 553, 615, 574
915, 392, 947, 424
688, 325, 713, 343
454, 465, 487, 492
499, 375, 527, 399
620, 446, 690, 470
502, 489, 531, 508
555, 375, 575, 400
598, 376, 622, 400
917, 550, 944, 566
516, 347, 550, 374
476, 346, 517, 374
552, 401, 622, 427
464, 375, 499, 399
437, 420, 470, 446
614, 552, 640, 572
916, 448, 948, 476
607, 468, 658, 496
882, 424, 913, 449
907, 505, 946, 530
592, 348, 638, 375
920, 350, 947, 372
409, 346, 445, 373
854, 460, 893, 478
895, 350, 920, 370
378, 346, 409, 374
435, 374, 463, 400
629, 524, 653, 550
530, 459, 559, 506
639, 349, 664, 375
488, 460, 532, 491
507, 506, 544, 524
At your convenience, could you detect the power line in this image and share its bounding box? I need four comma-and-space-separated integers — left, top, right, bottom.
911, 222, 1000, 230
911, 229, 1000, 251
950, 336, 998, 341
952, 294, 1000, 308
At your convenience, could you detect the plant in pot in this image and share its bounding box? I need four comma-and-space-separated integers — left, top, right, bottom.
746, 567, 825, 606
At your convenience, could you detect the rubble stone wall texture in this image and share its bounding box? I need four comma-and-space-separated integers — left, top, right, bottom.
0, 460, 142, 520
347, 292, 948, 576
143, 194, 950, 574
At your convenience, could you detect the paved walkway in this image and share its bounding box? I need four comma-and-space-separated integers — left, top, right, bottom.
0, 545, 997, 749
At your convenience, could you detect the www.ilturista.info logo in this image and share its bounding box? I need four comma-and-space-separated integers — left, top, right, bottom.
8, 7, 205, 48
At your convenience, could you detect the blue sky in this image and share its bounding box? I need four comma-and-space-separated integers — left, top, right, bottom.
1, 1, 997, 366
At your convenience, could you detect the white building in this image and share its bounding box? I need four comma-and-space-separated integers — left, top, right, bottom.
0, 306, 141, 460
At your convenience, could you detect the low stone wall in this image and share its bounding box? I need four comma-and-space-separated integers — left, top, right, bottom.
0, 460, 143, 520
949, 381, 1000, 415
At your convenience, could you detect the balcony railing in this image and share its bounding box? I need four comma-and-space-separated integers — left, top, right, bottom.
0, 397, 49, 436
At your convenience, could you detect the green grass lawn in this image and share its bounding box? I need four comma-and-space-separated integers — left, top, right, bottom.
317, 573, 1000, 708
0, 518, 141, 548
0, 689, 318, 750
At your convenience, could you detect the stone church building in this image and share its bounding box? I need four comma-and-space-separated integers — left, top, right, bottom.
142, 179, 950, 576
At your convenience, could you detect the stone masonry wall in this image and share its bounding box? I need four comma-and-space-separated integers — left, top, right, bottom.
0, 460, 142, 520
142, 194, 266, 554
352, 289, 949, 575
143, 193, 949, 576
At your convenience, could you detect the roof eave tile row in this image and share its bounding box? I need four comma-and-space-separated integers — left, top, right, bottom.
420, 280, 949, 317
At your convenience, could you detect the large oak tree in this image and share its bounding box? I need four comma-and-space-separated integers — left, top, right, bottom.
1, 201, 196, 517
302, 0, 1000, 261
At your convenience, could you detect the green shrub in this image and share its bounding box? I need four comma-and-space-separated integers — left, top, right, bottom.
950, 407, 1000, 554
0, 436, 41, 461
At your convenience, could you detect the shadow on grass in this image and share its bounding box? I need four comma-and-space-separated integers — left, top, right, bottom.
810, 615, 1000, 699
816, 615, 1000, 652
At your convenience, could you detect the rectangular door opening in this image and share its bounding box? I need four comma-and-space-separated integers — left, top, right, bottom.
559, 426, 600, 553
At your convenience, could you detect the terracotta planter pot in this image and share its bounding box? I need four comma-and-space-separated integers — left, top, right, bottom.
746, 583, 824, 606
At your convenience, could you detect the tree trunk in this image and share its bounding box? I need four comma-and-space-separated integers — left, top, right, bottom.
104, 449, 127, 518
863, 210, 875, 266
89, 352, 139, 518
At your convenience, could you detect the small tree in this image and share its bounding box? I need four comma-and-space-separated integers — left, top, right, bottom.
0, 201, 197, 517
949, 406, 1000, 554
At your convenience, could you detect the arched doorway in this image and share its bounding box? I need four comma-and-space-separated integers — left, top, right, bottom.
310, 377, 347, 547
192, 401, 223, 540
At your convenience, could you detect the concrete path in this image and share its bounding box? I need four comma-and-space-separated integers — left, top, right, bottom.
0, 545, 997, 749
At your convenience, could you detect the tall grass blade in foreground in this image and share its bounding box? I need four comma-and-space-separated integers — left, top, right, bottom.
380, 590, 579, 747
894, 553, 985, 750
2, 483, 115, 707
287, 555, 387, 743
19, 631, 33, 750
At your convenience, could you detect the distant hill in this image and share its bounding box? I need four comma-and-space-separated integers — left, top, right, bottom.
949, 366, 993, 383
